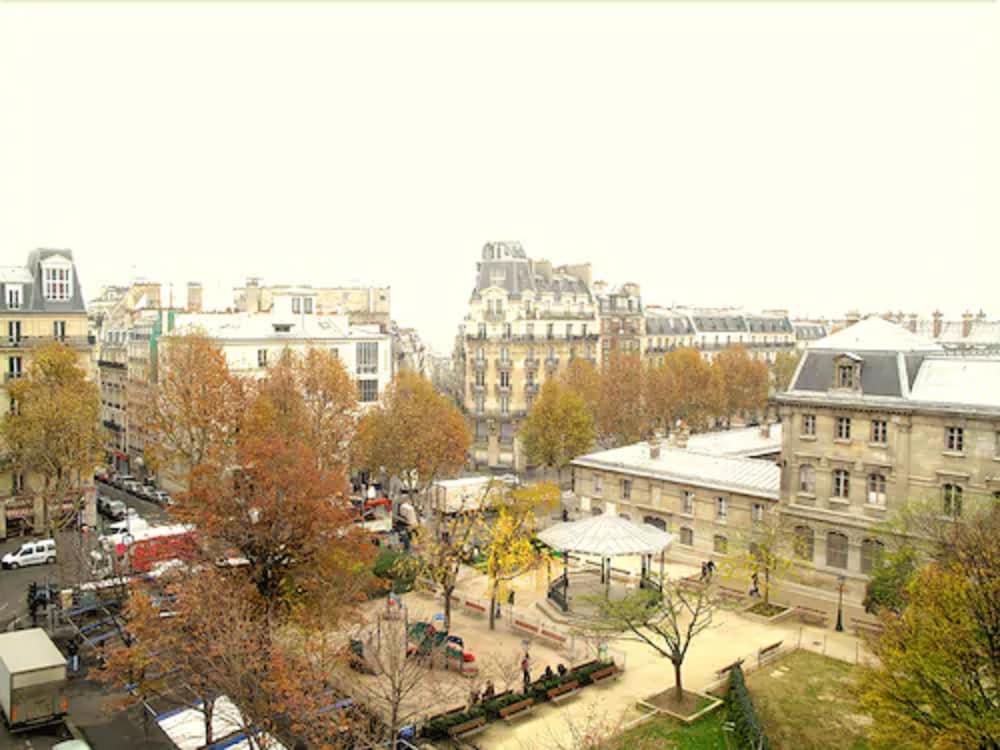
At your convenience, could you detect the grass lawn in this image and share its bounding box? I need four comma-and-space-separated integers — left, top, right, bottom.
745, 650, 871, 750
614, 711, 728, 750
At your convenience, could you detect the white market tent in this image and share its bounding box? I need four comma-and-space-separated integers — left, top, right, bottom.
156, 695, 287, 750
537, 514, 673, 606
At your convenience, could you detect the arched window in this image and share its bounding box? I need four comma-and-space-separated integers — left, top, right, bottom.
798, 465, 815, 494
826, 532, 848, 569
794, 526, 814, 561
713, 535, 728, 554
680, 527, 694, 546
861, 538, 885, 574
867, 473, 887, 506
643, 516, 667, 532
943, 484, 963, 517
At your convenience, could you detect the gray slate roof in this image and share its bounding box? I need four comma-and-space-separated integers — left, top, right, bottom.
0, 249, 87, 314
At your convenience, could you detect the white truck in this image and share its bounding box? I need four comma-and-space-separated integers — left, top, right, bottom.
429, 476, 507, 515
0, 628, 68, 731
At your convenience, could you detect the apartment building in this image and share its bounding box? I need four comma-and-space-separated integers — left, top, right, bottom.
459, 241, 599, 471
640, 308, 796, 364
234, 278, 392, 331
0, 249, 96, 536
594, 281, 643, 361
776, 317, 1000, 586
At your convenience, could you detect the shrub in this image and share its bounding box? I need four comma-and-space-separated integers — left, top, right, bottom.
725, 663, 770, 750
373, 549, 415, 593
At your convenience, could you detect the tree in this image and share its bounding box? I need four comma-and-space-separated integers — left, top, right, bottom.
863, 545, 919, 616
481, 483, 559, 629
771, 350, 803, 393
713, 346, 769, 425
644, 360, 678, 436
726, 512, 796, 607
857, 510, 1000, 749
520, 381, 594, 475
592, 580, 718, 701
661, 348, 721, 431
141, 332, 244, 487
561, 358, 602, 417
1, 342, 101, 534
354, 370, 470, 505
594, 351, 648, 447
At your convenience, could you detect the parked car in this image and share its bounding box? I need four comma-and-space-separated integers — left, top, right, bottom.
137, 484, 157, 500
104, 499, 129, 521
113, 473, 136, 490
151, 490, 173, 506
122, 480, 143, 495
97, 495, 113, 516
2, 539, 57, 569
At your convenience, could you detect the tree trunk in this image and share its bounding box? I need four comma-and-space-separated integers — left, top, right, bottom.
763, 567, 771, 606
204, 697, 214, 745
443, 584, 453, 631
673, 660, 684, 701
488, 587, 497, 631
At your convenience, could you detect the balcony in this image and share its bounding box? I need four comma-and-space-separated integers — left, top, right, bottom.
98, 359, 128, 370
524, 357, 540, 370
102, 419, 123, 433
484, 311, 506, 323
471, 382, 485, 393
494, 358, 513, 371
526, 382, 539, 394
494, 384, 512, 396
2, 335, 96, 350
545, 357, 560, 369
472, 358, 487, 371
523, 310, 596, 321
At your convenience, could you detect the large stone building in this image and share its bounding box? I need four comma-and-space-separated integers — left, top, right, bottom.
459, 242, 599, 471
0, 249, 96, 536
594, 281, 643, 360
776, 317, 1000, 588
233, 278, 392, 331
640, 307, 796, 364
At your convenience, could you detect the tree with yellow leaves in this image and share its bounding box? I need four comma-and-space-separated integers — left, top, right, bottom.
2, 342, 101, 534
481, 482, 560, 629
520, 380, 595, 477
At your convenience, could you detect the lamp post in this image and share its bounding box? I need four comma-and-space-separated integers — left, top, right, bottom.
835, 575, 846, 632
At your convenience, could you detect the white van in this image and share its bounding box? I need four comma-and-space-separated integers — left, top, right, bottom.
2, 539, 56, 569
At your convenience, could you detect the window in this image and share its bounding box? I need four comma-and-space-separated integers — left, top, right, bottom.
304, 297, 313, 314
476, 347, 485, 362
799, 465, 816, 494
500, 396, 509, 416
651, 485, 662, 507
6, 285, 21, 309
870, 419, 887, 444
826, 532, 848, 569
356, 342, 379, 375
867, 473, 887, 506
837, 364, 855, 388
474, 371, 485, 387
500, 347, 510, 362
7, 321, 21, 345
716, 497, 727, 520
644, 516, 667, 532
8, 356, 23, 377
546, 324, 554, 340
751, 503, 764, 522
292, 297, 301, 314
565, 324, 573, 339
499, 371, 510, 388
945, 426, 964, 452
682, 491, 694, 515
836, 416, 851, 440
622, 479, 632, 500
680, 527, 694, 546
526, 323, 534, 339
942, 484, 963, 517
257, 349, 268, 367
475, 421, 488, 440
43, 265, 72, 301
9, 397, 17, 416
13, 472, 24, 494
802, 414, 816, 436
593, 474, 603, 496
713, 535, 728, 554
330, 348, 339, 359
475, 394, 485, 414
793, 526, 814, 561
503, 324, 512, 339
477, 324, 486, 339
358, 379, 378, 403
833, 469, 850, 499
861, 538, 885, 574
53, 321, 66, 340
995, 431, 1000, 458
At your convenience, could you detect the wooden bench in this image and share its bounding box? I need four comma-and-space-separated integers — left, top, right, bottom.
715, 659, 743, 681
512, 619, 539, 636
590, 665, 620, 685
464, 599, 487, 616
547, 680, 581, 704
796, 606, 829, 628
499, 698, 535, 721
427, 704, 469, 724
757, 641, 783, 668
851, 618, 884, 639
540, 628, 568, 649
448, 715, 487, 738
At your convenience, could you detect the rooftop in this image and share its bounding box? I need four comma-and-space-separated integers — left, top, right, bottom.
686, 424, 783, 458
0, 628, 66, 674
809, 317, 942, 353
167, 312, 388, 342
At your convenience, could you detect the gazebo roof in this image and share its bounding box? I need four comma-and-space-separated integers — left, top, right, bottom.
537, 514, 673, 557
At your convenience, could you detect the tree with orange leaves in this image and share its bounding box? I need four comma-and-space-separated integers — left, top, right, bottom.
354, 370, 470, 506
659, 348, 721, 431
713, 345, 769, 425
594, 351, 649, 447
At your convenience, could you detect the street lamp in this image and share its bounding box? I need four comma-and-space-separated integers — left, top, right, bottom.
835, 575, 846, 632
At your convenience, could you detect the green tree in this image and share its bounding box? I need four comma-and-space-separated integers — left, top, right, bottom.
2, 343, 101, 534
862, 545, 919, 616
725, 512, 796, 607
771, 350, 803, 393
520, 380, 595, 475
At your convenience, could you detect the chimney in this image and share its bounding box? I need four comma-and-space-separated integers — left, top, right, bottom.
759, 421, 771, 439
649, 433, 662, 460
846, 310, 861, 327
932, 310, 943, 339
187, 282, 203, 313
246, 277, 261, 313
907, 313, 918, 333
674, 421, 689, 450
962, 311, 973, 338
977, 309, 987, 321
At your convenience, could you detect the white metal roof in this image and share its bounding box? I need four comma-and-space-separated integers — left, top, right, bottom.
156, 695, 287, 750
686, 424, 782, 458
0, 628, 66, 673
167, 312, 388, 342
573, 443, 780, 499
809, 317, 942, 352
909, 358, 1000, 409
537, 513, 673, 557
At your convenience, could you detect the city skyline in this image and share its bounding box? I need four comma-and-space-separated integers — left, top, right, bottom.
3, 3, 998, 353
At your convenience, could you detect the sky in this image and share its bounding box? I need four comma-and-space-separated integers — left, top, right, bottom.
1, 2, 998, 353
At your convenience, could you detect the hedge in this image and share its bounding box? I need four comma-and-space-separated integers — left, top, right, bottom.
725, 663, 770, 750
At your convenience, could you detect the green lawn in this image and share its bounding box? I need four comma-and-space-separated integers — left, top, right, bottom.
615, 650, 872, 750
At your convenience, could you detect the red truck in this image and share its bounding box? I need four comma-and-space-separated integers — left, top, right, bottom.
116, 525, 198, 574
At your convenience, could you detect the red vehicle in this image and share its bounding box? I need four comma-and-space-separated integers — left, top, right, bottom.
119, 526, 198, 574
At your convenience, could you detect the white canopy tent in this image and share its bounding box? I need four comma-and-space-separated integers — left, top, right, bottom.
537, 514, 673, 607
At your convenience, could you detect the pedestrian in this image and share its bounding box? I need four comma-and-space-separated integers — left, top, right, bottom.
469, 686, 480, 707
521, 653, 531, 693
707, 560, 716, 579
67, 639, 79, 675
700, 562, 708, 581
483, 680, 495, 700
507, 590, 516, 609
749, 572, 760, 597
494, 600, 502, 620
562, 508, 569, 522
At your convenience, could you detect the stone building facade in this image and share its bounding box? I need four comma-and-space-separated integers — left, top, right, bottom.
594, 281, 643, 361
640, 308, 796, 364
459, 242, 599, 471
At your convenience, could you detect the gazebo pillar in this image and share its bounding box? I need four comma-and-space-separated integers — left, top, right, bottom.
605, 557, 611, 598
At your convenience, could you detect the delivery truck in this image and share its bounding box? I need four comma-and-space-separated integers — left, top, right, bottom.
0, 628, 68, 731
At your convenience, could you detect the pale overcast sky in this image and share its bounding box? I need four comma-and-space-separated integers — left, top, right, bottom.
1, 3, 997, 352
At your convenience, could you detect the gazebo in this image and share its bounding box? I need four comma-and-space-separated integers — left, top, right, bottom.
537, 514, 673, 612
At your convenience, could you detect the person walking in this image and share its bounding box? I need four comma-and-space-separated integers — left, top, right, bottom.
700, 562, 708, 581
749, 572, 760, 597
67, 639, 79, 675
521, 653, 532, 693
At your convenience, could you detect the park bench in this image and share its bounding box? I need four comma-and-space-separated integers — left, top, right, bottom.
715, 659, 743, 681
796, 606, 829, 628
590, 664, 620, 685
499, 697, 535, 721
539, 628, 568, 649
463, 599, 487, 616
512, 618, 540, 636
448, 715, 487, 738
851, 618, 884, 639
547, 680, 581, 704
757, 641, 783, 668
427, 704, 468, 724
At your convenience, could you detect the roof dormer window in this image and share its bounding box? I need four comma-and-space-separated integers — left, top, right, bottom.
42, 261, 73, 302
833, 353, 863, 392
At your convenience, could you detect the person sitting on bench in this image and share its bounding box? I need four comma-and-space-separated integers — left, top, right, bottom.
557, 663, 568, 677
542, 665, 555, 681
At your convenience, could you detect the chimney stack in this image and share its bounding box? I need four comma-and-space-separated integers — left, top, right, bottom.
759, 421, 771, 439
907, 313, 918, 333
187, 282, 203, 313
932, 310, 943, 339
674, 421, 690, 450
846, 310, 861, 327
246, 277, 261, 313
962, 311, 974, 339
649, 432, 662, 460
